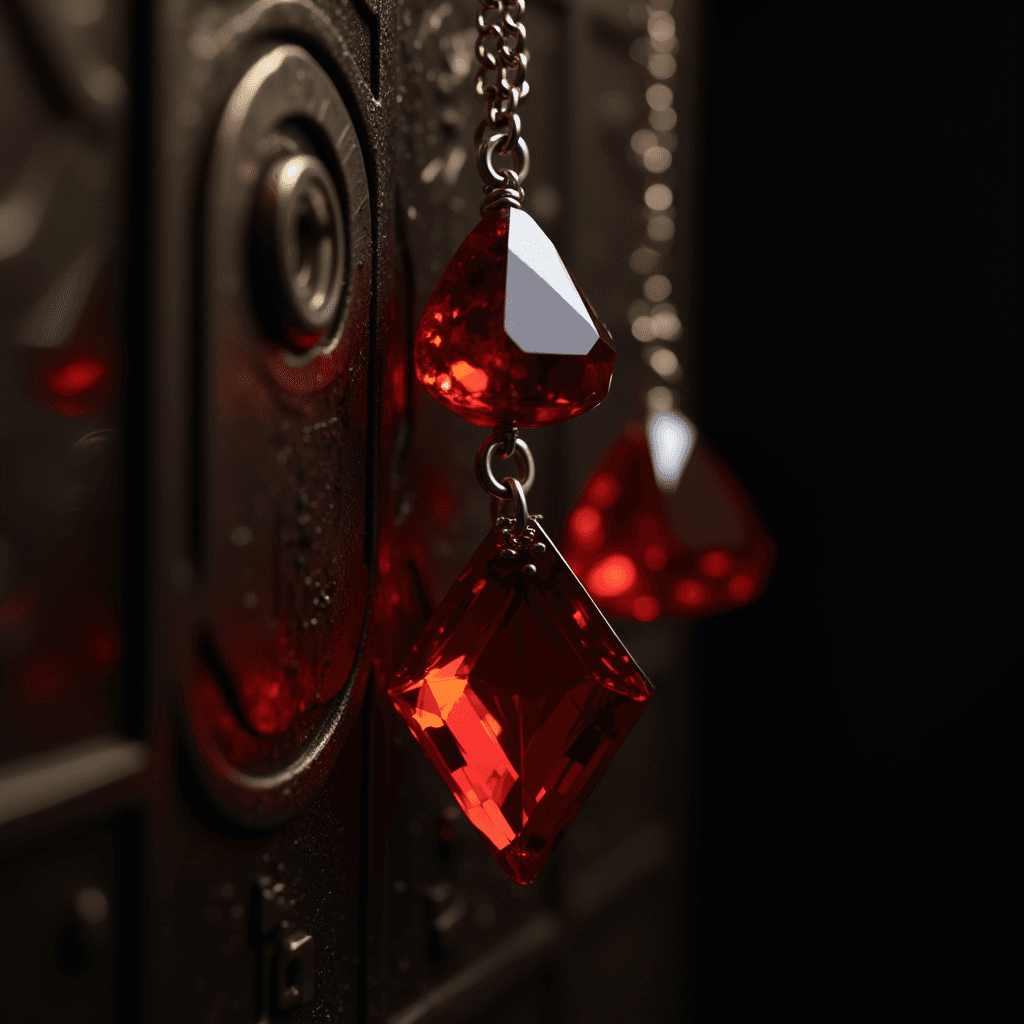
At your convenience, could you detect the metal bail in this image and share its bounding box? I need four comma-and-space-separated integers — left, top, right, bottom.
503, 476, 530, 534
475, 433, 535, 501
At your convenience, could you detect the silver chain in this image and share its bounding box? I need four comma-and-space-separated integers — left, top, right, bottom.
474, 0, 530, 212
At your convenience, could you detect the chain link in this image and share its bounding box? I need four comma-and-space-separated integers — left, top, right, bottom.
474, 0, 530, 210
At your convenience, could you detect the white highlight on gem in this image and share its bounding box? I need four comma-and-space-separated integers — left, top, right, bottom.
504, 208, 598, 356
647, 409, 696, 493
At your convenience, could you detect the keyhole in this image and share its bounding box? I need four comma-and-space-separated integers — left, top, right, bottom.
292, 191, 334, 315
254, 153, 346, 350
295, 202, 318, 293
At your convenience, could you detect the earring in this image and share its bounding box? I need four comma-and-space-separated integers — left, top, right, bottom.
560, 3, 774, 622
386, 0, 652, 887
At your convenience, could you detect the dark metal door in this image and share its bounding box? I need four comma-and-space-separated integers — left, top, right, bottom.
0, 2, 692, 1020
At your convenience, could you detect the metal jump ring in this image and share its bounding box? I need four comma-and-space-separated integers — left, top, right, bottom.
503, 476, 530, 534
476, 436, 535, 499
479, 133, 530, 188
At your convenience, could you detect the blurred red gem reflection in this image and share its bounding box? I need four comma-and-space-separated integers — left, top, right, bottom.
388, 523, 652, 885
5, 587, 121, 752
560, 423, 774, 620
26, 272, 117, 418
414, 210, 616, 428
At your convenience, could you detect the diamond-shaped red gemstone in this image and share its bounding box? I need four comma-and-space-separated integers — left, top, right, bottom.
414, 209, 616, 428
560, 422, 775, 620
387, 522, 652, 885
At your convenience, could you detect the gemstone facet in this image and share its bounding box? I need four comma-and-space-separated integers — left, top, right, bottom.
388, 521, 652, 885
504, 209, 598, 355
415, 210, 616, 428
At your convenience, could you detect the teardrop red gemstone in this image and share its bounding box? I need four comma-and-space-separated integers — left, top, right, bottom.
387, 521, 651, 885
415, 209, 616, 428
560, 422, 775, 620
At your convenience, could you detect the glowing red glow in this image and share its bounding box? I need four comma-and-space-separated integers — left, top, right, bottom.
632, 596, 660, 621
643, 544, 668, 570
586, 472, 621, 509
568, 506, 604, 550
10, 596, 121, 723
699, 550, 731, 577
674, 579, 709, 607
587, 554, 639, 598
559, 423, 775, 620
45, 356, 107, 396
25, 271, 118, 417
244, 675, 292, 735
728, 574, 756, 601
450, 359, 489, 393
188, 664, 334, 775
284, 324, 328, 351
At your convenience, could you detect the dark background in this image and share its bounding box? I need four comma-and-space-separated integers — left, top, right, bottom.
688, 3, 1020, 1019
1, 2, 1018, 1021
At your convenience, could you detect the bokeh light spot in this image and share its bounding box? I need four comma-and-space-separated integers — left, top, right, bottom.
587, 554, 639, 599
632, 596, 660, 621
674, 579, 709, 608
728, 574, 756, 601
700, 551, 731, 578
587, 472, 621, 509
643, 544, 667, 571
568, 506, 604, 551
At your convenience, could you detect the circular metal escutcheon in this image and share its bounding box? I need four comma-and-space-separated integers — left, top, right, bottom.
186, 43, 373, 829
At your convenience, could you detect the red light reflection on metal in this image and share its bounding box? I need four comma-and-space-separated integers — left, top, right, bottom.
26, 273, 117, 418
4, 587, 122, 752
45, 356, 108, 397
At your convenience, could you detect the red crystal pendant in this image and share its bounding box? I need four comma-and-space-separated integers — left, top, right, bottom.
387, 520, 652, 885
560, 422, 775, 620
415, 209, 616, 428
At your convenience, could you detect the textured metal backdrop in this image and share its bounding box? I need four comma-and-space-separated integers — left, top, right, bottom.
0, 2, 695, 1021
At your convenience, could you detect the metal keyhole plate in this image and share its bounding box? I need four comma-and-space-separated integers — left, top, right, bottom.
188, 43, 372, 828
